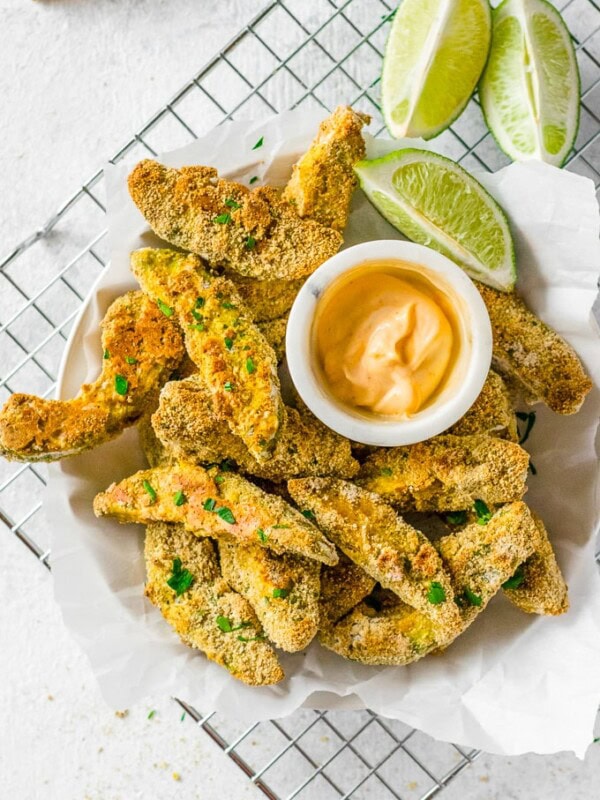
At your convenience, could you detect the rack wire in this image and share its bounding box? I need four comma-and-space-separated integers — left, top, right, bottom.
1, 0, 599, 797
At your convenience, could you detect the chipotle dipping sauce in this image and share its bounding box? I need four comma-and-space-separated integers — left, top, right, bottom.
313, 259, 463, 419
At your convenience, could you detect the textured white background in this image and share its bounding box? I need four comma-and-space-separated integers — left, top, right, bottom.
0, 0, 599, 798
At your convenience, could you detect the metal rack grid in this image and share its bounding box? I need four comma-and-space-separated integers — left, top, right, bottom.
1, 0, 599, 797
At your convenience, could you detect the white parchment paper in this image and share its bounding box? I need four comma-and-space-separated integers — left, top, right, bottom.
45, 109, 600, 757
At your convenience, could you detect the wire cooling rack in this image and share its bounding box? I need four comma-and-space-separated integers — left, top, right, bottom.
2, 1, 600, 797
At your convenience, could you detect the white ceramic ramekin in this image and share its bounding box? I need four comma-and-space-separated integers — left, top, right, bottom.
286, 240, 493, 447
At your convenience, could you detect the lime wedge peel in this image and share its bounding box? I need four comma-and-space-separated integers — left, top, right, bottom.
381, 0, 492, 141
355, 149, 517, 292
479, 0, 580, 167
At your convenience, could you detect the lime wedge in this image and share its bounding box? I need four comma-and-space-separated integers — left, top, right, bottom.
480, 0, 580, 167
355, 149, 516, 292
382, 0, 491, 140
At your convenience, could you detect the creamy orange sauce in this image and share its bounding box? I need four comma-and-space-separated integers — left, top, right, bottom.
313, 260, 461, 418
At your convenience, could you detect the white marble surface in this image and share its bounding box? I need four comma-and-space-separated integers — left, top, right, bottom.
1, 1, 599, 798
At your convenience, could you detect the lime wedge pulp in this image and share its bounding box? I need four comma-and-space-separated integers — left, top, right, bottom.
479, 0, 580, 167
381, 0, 491, 140
355, 149, 517, 292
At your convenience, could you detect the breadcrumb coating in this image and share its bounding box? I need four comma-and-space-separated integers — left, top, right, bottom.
476, 283, 592, 415
128, 160, 342, 280
130, 248, 283, 462
233, 276, 304, 322
145, 523, 283, 685
152, 375, 359, 481
219, 540, 320, 652
448, 370, 517, 441
257, 315, 288, 363
287, 477, 462, 640
282, 105, 370, 231
319, 552, 376, 629
93, 462, 338, 565
0, 291, 184, 462
357, 435, 530, 512
503, 512, 569, 616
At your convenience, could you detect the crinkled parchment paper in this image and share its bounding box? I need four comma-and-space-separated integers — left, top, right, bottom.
45, 109, 600, 757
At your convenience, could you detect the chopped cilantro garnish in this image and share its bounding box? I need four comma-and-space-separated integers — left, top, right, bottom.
473, 499, 492, 525
445, 510, 467, 526
237, 634, 265, 643
167, 558, 194, 595
195, 297, 205, 308
203, 498, 217, 512
257, 528, 268, 543
245, 236, 256, 250
516, 410, 536, 444
191, 307, 204, 323
249, 176, 259, 185
142, 480, 157, 503
502, 565, 525, 590
380, 467, 393, 477
224, 381, 234, 392
125, 356, 138, 365
272, 587, 290, 599
157, 299, 174, 317
180, 712, 186, 722
214, 475, 224, 484
147, 710, 156, 719
463, 587, 482, 607
217, 506, 236, 525
225, 197, 241, 210
103, 349, 110, 360
216, 615, 252, 633
246, 357, 256, 374
214, 212, 231, 224
302, 509, 316, 521
224, 336, 234, 350
115, 374, 129, 396
221, 301, 236, 309
272, 524, 290, 529
427, 581, 446, 605
173, 490, 187, 506
252, 136, 264, 150
189, 323, 205, 331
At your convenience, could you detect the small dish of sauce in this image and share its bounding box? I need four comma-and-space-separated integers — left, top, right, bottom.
286, 240, 492, 446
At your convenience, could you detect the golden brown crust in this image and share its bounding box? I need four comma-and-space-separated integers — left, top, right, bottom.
257, 315, 288, 363
476, 283, 592, 415
152, 375, 359, 481
130, 248, 283, 462
503, 513, 569, 615
319, 552, 376, 629
232, 276, 304, 323
287, 477, 462, 640
0, 291, 184, 462
127, 160, 342, 280
145, 522, 283, 685
219, 540, 320, 652
357, 435, 530, 512
282, 106, 370, 231
448, 370, 518, 441
93, 462, 338, 565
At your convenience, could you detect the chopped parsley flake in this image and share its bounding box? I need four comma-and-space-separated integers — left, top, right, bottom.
125, 356, 138, 365
445, 510, 467, 526
221, 301, 236, 309
216, 615, 252, 633
189, 323, 205, 331
380, 467, 393, 477
217, 506, 236, 525
214, 212, 231, 224
237, 634, 265, 643
427, 581, 446, 605
203, 498, 217, 512
272, 587, 290, 599
195, 297, 205, 309
301, 509, 316, 521
103, 349, 110, 360
180, 712, 186, 722
225, 197, 241, 210
245, 236, 256, 250
462, 587, 483, 607
173, 490, 187, 506
473, 499, 492, 525
167, 558, 194, 595
257, 528, 268, 543
246, 356, 256, 374
252, 136, 264, 150
115, 374, 129, 396
272, 524, 290, 529
224, 381, 234, 392
147, 710, 156, 719
249, 176, 259, 184
142, 480, 157, 503
516, 410, 536, 445
224, 336, 234, 350
157, 299, 174, 317
502, 565, 526, 591
214, 474, 224, 484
